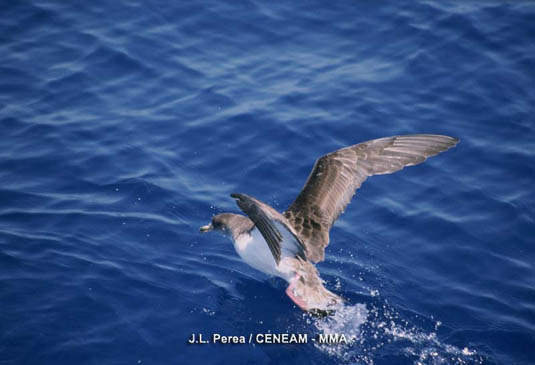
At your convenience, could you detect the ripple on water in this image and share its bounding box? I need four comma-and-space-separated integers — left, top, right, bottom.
1, 0, 533, 364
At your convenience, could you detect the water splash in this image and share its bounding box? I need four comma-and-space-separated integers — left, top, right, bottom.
311, 303, 369, 361
310, 296, 483, 364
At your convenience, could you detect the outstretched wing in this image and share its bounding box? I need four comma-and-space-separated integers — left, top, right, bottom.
231, 193, 306, 264
283, 134, 459, 263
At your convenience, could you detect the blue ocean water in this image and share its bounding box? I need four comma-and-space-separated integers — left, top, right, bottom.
1, 1, 533, 364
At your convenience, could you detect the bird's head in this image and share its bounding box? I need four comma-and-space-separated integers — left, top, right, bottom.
199, 213, 238, 235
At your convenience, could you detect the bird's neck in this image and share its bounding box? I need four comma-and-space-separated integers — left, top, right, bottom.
224, 214, 254, 241
233, 230, 253, 252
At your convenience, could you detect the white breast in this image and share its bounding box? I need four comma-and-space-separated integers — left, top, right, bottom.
233, 228, 294, 281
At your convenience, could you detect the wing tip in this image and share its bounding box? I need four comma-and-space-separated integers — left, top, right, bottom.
231, 192, 250, 202
442, 135, 460, 150
434, 134, 459, 144
398, 134, 460, 150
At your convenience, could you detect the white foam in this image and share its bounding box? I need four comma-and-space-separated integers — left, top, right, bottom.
310, 290, 483, 364
312, 303, 369, 361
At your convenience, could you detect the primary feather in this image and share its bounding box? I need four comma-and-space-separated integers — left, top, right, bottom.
283, 134, 459, 262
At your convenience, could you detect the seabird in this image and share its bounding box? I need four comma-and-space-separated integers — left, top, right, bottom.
200, 135, 458, 312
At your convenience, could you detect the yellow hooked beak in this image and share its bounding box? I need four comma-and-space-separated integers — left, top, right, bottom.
199, 223, 213, 233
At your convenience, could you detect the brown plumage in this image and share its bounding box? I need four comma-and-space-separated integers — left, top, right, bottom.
283, 134, 459, 262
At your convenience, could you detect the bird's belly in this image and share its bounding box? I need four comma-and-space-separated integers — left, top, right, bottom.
233, 229, 292, 280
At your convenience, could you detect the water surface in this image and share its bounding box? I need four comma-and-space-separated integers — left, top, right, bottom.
1, 1, 533, 364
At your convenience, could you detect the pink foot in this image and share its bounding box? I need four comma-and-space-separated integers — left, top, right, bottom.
285, 275, 308, 310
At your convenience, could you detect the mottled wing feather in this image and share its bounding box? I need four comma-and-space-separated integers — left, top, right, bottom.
283, 134, 459, 263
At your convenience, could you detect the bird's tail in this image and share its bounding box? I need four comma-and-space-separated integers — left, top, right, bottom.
285, 258, 343, 313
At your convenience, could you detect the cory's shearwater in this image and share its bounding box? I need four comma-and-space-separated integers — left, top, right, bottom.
200, 134, 458, 312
